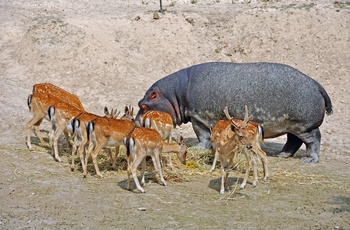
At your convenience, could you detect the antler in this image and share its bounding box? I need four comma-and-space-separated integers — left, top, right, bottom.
224, 107, 240, 128
224, 107, 231, 120
243, 105, 252, 127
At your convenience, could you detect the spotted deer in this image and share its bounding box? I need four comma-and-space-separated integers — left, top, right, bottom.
48, 102, 83, 162
213, 106, 268, 195
80, 106, 135, 174
70, 107, 120, 172
26, 83, 84, 149
224, 106, 269, 183
209, 119, 231, 172
83, 116, 135, 178
210, 117, 268, 176
31, 83, 84, 110
139, 110, 180, 169
123, 126, 187, 193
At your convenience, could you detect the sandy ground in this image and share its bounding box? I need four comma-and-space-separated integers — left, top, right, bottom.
1, 0, 350, 229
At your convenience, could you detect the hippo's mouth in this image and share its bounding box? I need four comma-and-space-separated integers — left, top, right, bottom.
137, 85, 184, 126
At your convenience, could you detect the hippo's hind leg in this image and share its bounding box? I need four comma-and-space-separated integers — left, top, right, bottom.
298, 128, 321, 163
278, 133, 303, 158
278, 129, 321, 163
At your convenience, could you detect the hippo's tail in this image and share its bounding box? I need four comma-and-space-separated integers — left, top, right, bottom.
319, 85, 333, 116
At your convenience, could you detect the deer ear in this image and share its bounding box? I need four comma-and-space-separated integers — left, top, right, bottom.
104, 107, 109, 115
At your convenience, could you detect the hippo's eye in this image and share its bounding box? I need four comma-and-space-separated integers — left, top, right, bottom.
149, 91, 157, 100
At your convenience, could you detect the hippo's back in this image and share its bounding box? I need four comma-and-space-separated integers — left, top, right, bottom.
185, 62, 332, 137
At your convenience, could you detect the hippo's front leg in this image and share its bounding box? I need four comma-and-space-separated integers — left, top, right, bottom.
191, 118, 212, 149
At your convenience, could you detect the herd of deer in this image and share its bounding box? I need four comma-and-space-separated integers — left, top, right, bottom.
26, 83, 269, 194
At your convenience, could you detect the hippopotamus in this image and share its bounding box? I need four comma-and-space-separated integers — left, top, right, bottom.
135, 62, 333, 163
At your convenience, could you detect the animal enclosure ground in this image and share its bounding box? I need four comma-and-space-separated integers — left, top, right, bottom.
1, 0, 350, 229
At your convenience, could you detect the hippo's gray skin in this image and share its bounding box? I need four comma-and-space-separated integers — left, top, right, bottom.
136, 62, 333, 163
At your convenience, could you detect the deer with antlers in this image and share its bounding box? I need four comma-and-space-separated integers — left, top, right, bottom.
213, 106, 268, 195
123, 126, 187, 193
139, 110, 183, 169
26, 83, 84, 149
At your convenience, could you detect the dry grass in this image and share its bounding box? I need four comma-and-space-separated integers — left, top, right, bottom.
76, 143, 269, 185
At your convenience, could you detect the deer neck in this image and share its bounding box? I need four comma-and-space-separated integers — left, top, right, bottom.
162, 142, 181, 153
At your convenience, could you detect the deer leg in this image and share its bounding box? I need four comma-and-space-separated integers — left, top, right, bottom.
223, 157, 232, 188
168, 153, 174, 170
130, 155, 146, 193
150, 154, 159, 171
126, 154, 132, 191
63, 130, 72, 149
27, 116, 44, 149
91, 143, 106, 178
27, 122, 34, 149
210, 147, 218, 172
70, 135, 78, 171
77, 142, 86, 173
253, 144, 269, 181
251, 154, 258, 188
154, 148, 167, 187
141, 157, 147, 186
50, 124, 66, 162
73, 135, 87, 172
240, 151, 251, 190
165, 135, 174, 170
34, 118, 46, 146
112, 145, 121, 170
83, 138, 96, 177
105, 147, 116, 170
219, 155, 226, 195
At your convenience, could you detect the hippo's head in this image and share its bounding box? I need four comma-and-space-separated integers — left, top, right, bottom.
136, 85, 180, 126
